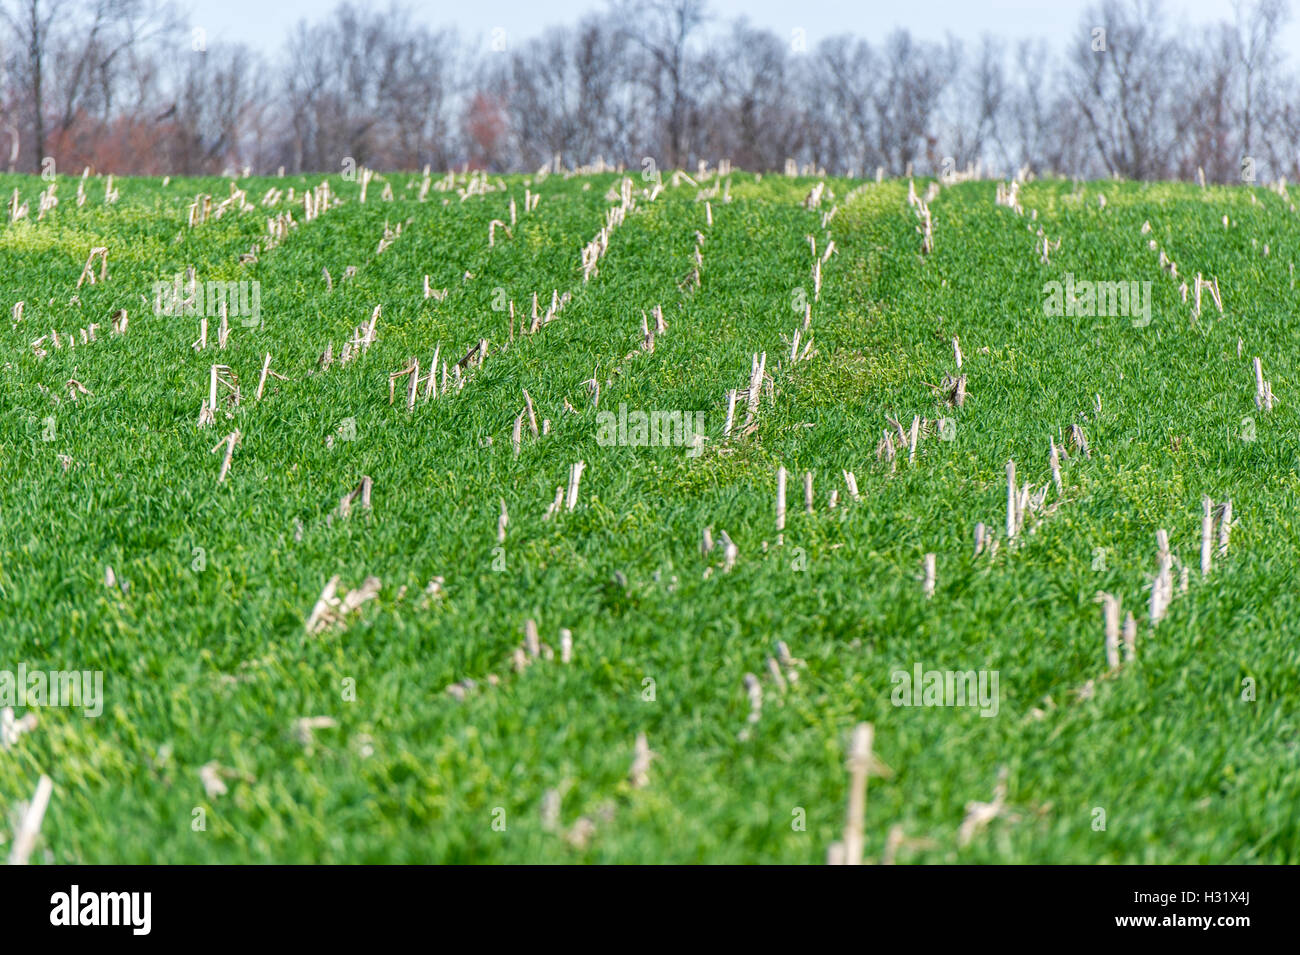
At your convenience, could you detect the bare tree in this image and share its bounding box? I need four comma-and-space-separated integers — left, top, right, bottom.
813, 35, 880, 175
700, 19, 800, 170
1, 0, 59, 170
1236, 0, 1284, 154
1266, 71, 1300, 180
383, 24, 459, 170
1, 0, 179, 171
159, 43, 266, 175
940, 35, 1008, 173
878, 30, 951, 175
1172, 22, 1237, 182
611, 0, 707, 169
1233, 0, 1290, 177
1, 0, 1297, 180
497, 24, 604, 169
280, 4, 459, 173
1071, 0, 1182, 179
1007, 39, 1056, 174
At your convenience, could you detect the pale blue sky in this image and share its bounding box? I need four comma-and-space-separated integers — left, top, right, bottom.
186, 0, 1300, 60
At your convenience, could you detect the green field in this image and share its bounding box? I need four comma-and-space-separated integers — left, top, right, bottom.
1, 167, 1297, 863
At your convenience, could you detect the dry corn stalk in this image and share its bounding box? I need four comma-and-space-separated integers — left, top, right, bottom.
256, 353, 287, 400
9, 188, 29, 221
340, 306, 381, 365
199, 761, 237, 798
565, 461, 585, 511
1123, 612, 1137, 663
76, 247, 109, 287
199, 364, 240, 425
522, 389, 539, 435
524, 619, 541, 659
911, 191, 934, 255
1070, 423, 1091, 458
37, 181, 57, 219
293, 716, 338, 753
744, 353, 766, 429
1005, 461, 1018, 539
836, 723, 873, 865
1200, 496, 1215, 576
424, 344, 441, 400
330, 476, 373, 522
957, 767, 1012, 847
718, 529, 739, 572
739, 673, 763, 741
388, 358, 418, 407
217, 303, 231, 349
8, 774, 53, 865
543, 486, 564, 521
775, 466, 787, 541
1096, 592, 1121, 670
1254, 357, 1275, 410
843, 470, 860, 501
1, 707, 38, 749
1149, 529, 1174, 626
766, 657, 788, 694
305, 575, 381, 633
210, 430, 241, 484
1216, 500, 1233, 557
629, 733, 655, 788
945, 374, 967, 407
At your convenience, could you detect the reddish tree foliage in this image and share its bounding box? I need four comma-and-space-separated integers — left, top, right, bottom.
463, 92, 507, 171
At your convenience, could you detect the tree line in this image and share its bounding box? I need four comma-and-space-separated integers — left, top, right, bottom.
1, 0, 1296, 182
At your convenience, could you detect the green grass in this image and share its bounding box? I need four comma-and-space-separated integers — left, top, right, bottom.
1, 168, 1297, 863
